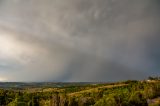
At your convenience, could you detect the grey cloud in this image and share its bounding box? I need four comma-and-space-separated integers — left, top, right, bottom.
0, 0, 159, 81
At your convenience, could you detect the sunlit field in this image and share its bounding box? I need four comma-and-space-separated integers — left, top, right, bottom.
0, 77, 160, 106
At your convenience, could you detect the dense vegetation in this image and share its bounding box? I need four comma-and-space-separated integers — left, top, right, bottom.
0, 78, 160, 106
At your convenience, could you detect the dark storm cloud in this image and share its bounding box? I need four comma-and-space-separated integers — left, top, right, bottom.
0, 0, 159, 81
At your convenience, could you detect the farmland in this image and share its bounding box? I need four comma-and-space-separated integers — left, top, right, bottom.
0, 78, 160, 106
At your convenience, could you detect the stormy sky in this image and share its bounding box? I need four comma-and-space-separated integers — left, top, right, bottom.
0, 0, 159, 82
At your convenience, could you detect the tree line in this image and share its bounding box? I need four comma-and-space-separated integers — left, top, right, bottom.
0, 80, 159, 106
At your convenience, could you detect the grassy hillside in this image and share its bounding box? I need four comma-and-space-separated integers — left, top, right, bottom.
0, 79, 160, 106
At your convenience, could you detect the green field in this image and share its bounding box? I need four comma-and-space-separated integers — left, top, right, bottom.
0, 78, 160, 106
